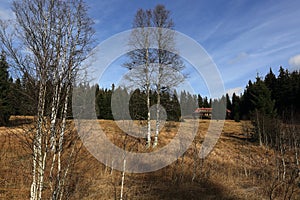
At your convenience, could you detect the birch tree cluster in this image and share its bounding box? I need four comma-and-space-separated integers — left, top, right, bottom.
124, 5, 187, 147
0, 0, 94, 199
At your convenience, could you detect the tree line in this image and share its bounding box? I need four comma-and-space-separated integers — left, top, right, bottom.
236, 67, 300, 148
0, 53, 215, 125
0, 58, 213, 124
94, 85, 217, 121
0, 53, 72, 125
2, 51, 300, 126
80, 66, 300, 124
240, 67, 300, 121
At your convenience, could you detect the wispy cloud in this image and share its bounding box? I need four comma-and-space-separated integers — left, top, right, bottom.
226, 87, 243, 97
288, 54, 300, 71
88, 0, 300, 93
2, 0, 299, 95
199, 0, 300, 89
228, 52, 249, 65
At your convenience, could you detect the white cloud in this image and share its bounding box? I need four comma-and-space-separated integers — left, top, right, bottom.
226, 87, 243, 97
288, 54, 300, 71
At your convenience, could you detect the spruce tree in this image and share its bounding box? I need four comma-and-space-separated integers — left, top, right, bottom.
264, 68, 277, 100
0, 53, 11, 126
226, 93, 232, 112
231, 93, 241, 122
249, 76, 276, 145
169, 92, 181, 121
197, 94, 203, 108
203, 97, 210, 108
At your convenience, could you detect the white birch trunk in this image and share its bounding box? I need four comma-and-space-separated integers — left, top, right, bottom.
280, 137, 286, 181
120, 159, 126, 200
31, 81, 47, 200
51, 82, 71, 200
30, 139, 37, 200
38, 83, 47, 200
146, 86, 151, 148
145, 40, 151, 148
50, 80, 62, 152
153, 89, 160, 147
153, 27, 162, 148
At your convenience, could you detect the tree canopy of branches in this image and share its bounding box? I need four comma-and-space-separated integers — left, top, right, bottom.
124, 4, 186, 147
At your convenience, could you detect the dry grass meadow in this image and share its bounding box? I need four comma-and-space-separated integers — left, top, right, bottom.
0, 117, 299, 199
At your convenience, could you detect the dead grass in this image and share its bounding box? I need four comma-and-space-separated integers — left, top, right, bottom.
0, 117, 299, 199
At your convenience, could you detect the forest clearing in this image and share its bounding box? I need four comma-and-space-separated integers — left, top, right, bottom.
1, 117, 299, 199
0, 1, 300, 199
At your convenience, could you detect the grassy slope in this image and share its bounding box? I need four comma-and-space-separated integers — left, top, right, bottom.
0, 118, 299, 199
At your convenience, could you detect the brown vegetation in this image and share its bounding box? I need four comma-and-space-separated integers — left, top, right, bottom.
0, 117, 299, 199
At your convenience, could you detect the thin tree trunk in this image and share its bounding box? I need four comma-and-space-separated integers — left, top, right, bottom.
153, 88, 160, 147
52, 84, 71, 200
146, 85, 151, 148
256, 109, 262, 146
278, 128, 286, 181
111, 159, 114, 175
145, 44, 151, 148
281, 144, 286, 181
292, 126, 299, 175
31, 80, 47, 200
120, 159, 126, 200
30, 137, 37, 200
50, 79, 62, 152
154, 29, 162, 148
49, 78, 62, 197
59, 129, 79, 200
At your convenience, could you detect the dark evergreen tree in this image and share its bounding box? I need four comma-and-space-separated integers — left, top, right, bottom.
95, 87, 113, 119
264, 68, 277, 100
250, 76, 276, 117
168, 92, 181, 121
209, 98, 212, 108
11, 78, 22, 115
21, 71, 38, 115
240, 80, 254, 119
203, 97, 210, 108
231, 93, 241, 122
248, 76, 276, 145
0, 53, 11, 126
197, 94, 203, 108
276, 67, 291, 118
290, 70, 300, 117
226, 93, 232, 112
129, 89, 147, 120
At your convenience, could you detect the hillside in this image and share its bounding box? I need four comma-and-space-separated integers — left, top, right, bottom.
0, 118, 299, 199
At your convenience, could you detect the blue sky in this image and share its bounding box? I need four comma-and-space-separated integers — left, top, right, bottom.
1, 0, 300, 97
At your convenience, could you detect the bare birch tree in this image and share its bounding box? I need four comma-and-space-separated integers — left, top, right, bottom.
0, 0, 94, 199
151, 5, 185, 147
124, 5, 185, 147
124, 9, 153, 148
